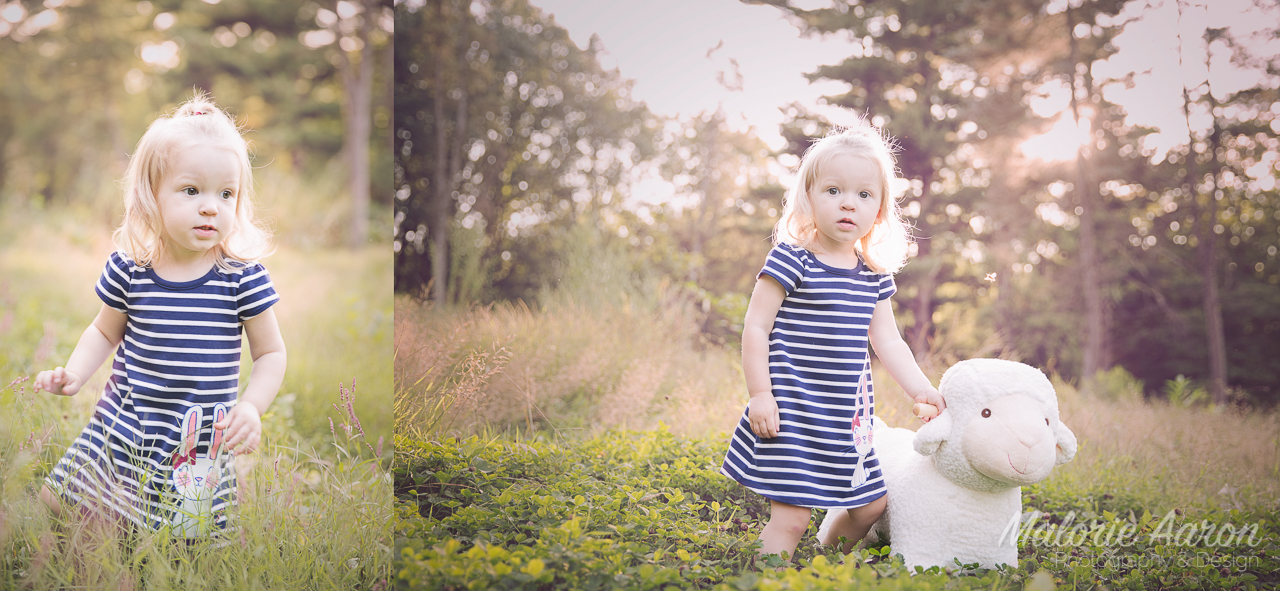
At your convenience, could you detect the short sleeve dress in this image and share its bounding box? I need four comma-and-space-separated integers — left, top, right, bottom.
720, 243, 896, 509
45, 251, 279, 533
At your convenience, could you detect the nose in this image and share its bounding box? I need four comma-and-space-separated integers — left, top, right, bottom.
199, 198, 218, 215
1007, 418, 1048, 449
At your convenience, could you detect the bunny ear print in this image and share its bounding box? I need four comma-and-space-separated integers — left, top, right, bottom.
173, 406, 202, 470
209, 403, 228, 458
182, 407, 202, 456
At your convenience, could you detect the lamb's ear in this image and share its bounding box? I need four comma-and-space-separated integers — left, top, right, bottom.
1054, 420, 1078, 465
913, 411, 953, 456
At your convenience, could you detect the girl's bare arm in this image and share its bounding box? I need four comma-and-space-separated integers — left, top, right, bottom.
215, 308, 286, 454
743, 276, 785, 437
35, 304, 126, 396
867, 299, 946, 415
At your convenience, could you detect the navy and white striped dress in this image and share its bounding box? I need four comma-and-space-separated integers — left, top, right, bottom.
46, 251, 279, 532
721, 243, 895, 508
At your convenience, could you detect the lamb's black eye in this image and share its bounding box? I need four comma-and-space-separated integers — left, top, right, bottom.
1045, 418, 1050, 426
981, 408, 991, 418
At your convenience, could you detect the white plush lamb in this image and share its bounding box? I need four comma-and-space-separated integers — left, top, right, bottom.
817, 358, 1077, 570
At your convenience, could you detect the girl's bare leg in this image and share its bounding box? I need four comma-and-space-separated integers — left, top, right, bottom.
758, 500, 812, 559
818, 494, 887, 553
39, 484, 63, 518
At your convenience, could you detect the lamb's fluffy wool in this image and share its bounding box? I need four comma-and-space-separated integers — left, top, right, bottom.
817, 358, 1078, 570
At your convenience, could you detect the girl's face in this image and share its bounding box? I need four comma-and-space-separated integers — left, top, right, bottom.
156, 141, 240, 264
808, 152, 883, 254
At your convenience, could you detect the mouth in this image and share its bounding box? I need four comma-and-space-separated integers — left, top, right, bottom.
1007, 454, 1028, 475
193, 225, 217, 236
837, 218, 855, 228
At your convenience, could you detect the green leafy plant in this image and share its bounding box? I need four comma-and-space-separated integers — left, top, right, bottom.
1165, 375, 1209, 408
395, 427, 1280, 590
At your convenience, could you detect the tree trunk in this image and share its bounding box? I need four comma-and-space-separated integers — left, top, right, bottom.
1188, 144, 1227, 403
445, 18, 469, 304
426, 0, 468, 305
1175, 1, 1229, 404
1067, 5, 1106, 382
1199, 176, 1228, 405
338, 0, 377, 248
906, 60, 941, 361
908, 169, 937, 360
1202, 48, 1229, 405
431, 56, 451, 304
691, 112, 721, 285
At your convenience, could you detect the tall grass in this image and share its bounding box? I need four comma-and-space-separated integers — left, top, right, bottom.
397, 292, 1280, 512
395, 290, 747, 440
1051, 375, 1280, 511
1, 374, 391, 590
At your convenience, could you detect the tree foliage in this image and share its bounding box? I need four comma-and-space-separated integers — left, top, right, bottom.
396, 0, 1280, 402
0, 0, 392, 245
752, 0, 1280, 400
394, 0, 656, 302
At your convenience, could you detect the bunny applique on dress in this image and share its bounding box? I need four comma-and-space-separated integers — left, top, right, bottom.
171, 404, 233, 537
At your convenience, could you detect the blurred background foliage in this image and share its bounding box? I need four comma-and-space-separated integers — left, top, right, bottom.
0, 0, 394, 445
396, 0, 1280, 409
0, 0, 393, 246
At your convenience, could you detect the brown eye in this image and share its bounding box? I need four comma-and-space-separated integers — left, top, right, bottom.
981, 408, 991, 418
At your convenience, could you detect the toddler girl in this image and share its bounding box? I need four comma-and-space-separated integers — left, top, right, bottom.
34, 94, 286, 539
720, 121, 946, 559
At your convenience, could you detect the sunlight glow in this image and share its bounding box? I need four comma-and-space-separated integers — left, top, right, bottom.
1021, 112, 1091, 162
300, 29, 336, 49
1, 4, 25, 24
25, 8, 57, 31
336, 1, 361, 19
153, 12, 175, 31
139, 40, 180, 70
1036, 202, 1073, 227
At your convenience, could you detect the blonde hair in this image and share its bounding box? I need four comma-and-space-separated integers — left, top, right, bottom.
114, 92, 272, 271
774, 120, 913, 274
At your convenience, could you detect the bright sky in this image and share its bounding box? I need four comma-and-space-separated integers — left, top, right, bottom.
530, 0, 860, 151
531, 0, 1278, 164
1093, 0, 1280, 161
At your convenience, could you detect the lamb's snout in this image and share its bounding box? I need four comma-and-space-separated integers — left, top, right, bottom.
963, 394, 1059, 486
1001, 414, 1050, 450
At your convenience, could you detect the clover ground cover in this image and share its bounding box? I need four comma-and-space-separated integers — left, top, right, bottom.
394, 427, 1278, 590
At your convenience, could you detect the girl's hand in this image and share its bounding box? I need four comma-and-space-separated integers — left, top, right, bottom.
912, 387, 946, 423
214, 403, 262, 455
748, 392, 782, 438
34, 367, 83, 396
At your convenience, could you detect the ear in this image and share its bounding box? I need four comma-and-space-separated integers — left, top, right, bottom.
1053, 420, 1078, 465
913, 411, 953, 456
209, 403, 227, 457
181, 407, 201, 454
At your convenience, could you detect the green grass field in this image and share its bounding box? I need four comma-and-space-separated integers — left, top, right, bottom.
394, 296, 1280, 590
0, 212, 392, 590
